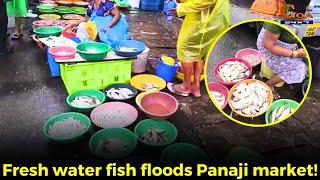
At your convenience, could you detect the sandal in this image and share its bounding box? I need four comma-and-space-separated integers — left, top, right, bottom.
167, 83, 190, 97
11, 33, 23, 40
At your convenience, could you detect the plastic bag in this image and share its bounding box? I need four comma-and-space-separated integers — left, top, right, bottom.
89, 14, 130, 45
76, 22, 93, 42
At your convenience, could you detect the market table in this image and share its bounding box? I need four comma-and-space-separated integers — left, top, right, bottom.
38, 37, 137, 94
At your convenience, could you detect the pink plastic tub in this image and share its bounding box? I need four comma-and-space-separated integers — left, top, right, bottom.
235, 48, 263, 67
207, 82, 229, 110
49, 46, 76, 60
213, 58, 252, 86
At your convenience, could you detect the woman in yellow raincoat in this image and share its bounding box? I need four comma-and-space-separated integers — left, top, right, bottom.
167, 0, 230, 97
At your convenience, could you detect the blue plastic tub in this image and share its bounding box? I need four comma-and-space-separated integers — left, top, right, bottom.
155, 57, 179, 82
110, 40, 146, 57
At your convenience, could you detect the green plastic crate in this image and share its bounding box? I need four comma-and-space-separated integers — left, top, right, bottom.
60, 60, 132, 94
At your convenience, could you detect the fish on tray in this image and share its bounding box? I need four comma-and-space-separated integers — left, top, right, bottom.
230, 80, 271, 116
210, 91, 225, 108
71, 96, 101, 108
217, 61, 250, 82
269, 104, 293, 123
106, 87, 135, 100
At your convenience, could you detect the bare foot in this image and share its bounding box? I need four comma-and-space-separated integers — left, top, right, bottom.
191, 84, 201, 98
267, 81, 280, 99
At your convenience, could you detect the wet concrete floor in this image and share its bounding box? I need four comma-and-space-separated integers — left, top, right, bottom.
0, 10, 320, 164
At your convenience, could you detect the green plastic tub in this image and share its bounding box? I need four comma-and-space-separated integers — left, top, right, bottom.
39, 9, 56, 14
161, 143, 210, 165
57, 9, 73, 15
76, 42, 110, 61
66, 89, 106, 114
134, 119, 178, 147
43, 112, 91, 144
34, 26, 63, 38
55, 6, 70, 11
89, 128, 137, 159
265, 99, 299, 124
37, 4, 54, 10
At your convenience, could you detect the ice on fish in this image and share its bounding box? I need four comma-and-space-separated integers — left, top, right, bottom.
106, 87, 134, 100
71, 96, 101, 108
48, 117, 87, 139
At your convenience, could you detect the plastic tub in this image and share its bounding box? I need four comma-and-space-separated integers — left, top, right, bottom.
89, 128, 137, 159
134, 119, 178, 147
49, 46, 76, 60
155, 57, 179, 82
235, 48, 263, 67
265, 99, 299, 124
302, 79, 309, 96
111, 40, 146, 57
66, 89, 106, 114
213, 58, 252, 86
160, 143, 210, 165
138, 92, 178, 120
103, 83, 138, 102
207, 82, 229, 110
76, 42, 110, 61
132, 47, 149, 73
43, 112, 91, 144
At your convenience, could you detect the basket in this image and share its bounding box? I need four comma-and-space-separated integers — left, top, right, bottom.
60, 60, 132, 94
228, 79, 273, 118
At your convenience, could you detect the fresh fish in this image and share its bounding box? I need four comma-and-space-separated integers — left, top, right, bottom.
217, 61, 249, 83
142, 83, 159, 90
210, 91, 225, 108
269, 104, 293, 123
140, 127, 167, 145
106, 87, 135, 100
71, 96, 101, 108
230, 80, 271, 116
242, 54, 259, 66
48, 117, 87, 139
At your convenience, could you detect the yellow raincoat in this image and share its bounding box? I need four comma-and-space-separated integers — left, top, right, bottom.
176, 0, 230, 62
